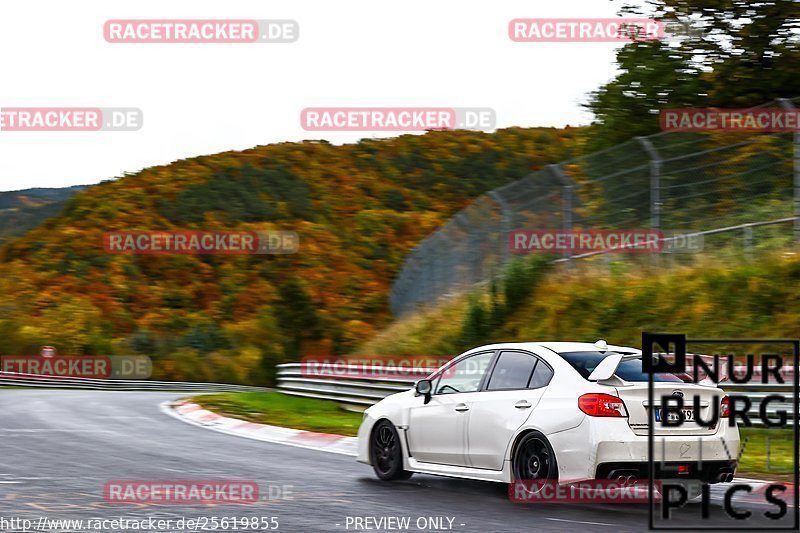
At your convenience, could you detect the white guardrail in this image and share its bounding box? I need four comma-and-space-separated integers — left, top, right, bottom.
276, 363, 797, 425
0, 371, 269, 392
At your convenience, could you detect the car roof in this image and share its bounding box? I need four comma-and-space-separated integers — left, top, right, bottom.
466, 341, 641, 355
537, 341, 640, 354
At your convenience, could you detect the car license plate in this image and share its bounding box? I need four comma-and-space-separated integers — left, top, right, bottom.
655, 408, 693, 422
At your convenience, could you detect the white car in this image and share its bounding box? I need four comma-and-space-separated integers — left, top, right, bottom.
357, 341, 739, 486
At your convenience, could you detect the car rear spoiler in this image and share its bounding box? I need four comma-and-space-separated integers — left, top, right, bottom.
587, 351, 728, 384
587, 352, 640, 381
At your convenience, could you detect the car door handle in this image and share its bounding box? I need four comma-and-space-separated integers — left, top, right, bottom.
514, 400, 532, 409
454, 403, 470, 412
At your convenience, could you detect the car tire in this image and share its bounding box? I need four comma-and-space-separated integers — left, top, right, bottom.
370, 420, 413, 481
511, 432, 558, 491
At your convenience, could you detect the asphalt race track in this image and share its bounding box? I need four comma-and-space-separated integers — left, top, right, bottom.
0, 390, 793, 532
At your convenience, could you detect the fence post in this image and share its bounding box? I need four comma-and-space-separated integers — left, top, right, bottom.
456, 212, 481, 285
423, 245, 434, 303
409, 254, 422, 313
488, 190, 512, 268
452, 212, 471, 291
548, 164, 573, 266
429, 234, 440, 299
778, 99, 800, 244
743, 223, 753, 261
637, 136, 662, 233
638, 137, 662, 265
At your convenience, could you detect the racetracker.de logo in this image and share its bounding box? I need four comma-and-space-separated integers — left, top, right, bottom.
103, 230, 299, 255
104, 19, 299, 43
1, 356, 112, 378
104, 481, 259, 504
0, 355, 152, 379
510, 229, 664, 254
300, 356, 452, 380
0, 108, 142, 132
509, 18, 664, 42
510, 480, 657, 503
300, 107, 495, 132
661, 108, 800, 132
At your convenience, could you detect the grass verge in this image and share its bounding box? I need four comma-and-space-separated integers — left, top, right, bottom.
738, 427, 795, 481
191, 391, 363, 436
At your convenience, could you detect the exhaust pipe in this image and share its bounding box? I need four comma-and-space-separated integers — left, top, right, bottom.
608, 469, 638, 479
610, 472, 638, 487
716, 472, 734, 483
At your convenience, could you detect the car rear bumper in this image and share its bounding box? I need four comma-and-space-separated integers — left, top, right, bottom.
595, 460, 737, 483
546, 416, 740, 484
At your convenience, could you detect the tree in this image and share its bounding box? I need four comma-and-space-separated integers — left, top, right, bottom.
503, 255, 552, 312
275, 277, 321, 358
588, 0, 800, 148
586, 41, 709, 150
458, 296, 488, 349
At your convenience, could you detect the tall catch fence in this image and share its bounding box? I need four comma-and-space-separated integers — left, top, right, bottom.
390, 97, 800, 316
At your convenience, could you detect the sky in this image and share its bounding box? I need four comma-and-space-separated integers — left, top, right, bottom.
0, 0, 641, 191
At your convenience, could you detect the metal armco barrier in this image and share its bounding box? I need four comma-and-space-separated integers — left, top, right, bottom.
0, 371, 268, 393
276, 363, 422, 406
277, 363, 796, 424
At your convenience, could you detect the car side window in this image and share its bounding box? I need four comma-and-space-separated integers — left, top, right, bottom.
486, 351, 537, 391
528, 359, 554, 389
434, 351, 494, 395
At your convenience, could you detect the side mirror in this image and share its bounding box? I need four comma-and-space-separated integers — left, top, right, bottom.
415, 379, 433, 404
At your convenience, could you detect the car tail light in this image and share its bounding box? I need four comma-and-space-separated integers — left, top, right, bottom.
579, 393, 628, 417
720, 395, 730, 418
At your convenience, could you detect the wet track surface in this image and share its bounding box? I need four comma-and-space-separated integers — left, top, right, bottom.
0, 390, 793, 532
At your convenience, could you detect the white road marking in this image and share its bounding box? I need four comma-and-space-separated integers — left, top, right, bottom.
93, 416, 152, 420
545, 517, 616, 527
0, 429, 114, 433
0, 475, 103, 480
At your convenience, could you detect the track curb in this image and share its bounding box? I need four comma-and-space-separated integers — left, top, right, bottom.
160, 399, 358, 457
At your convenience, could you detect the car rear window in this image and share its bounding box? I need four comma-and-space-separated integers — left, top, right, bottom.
487, 351, 536, 390
559, 351, 685, 382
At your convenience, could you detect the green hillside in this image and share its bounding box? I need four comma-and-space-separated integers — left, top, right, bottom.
0, 128, 581, 384
0, 186, 87, 244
